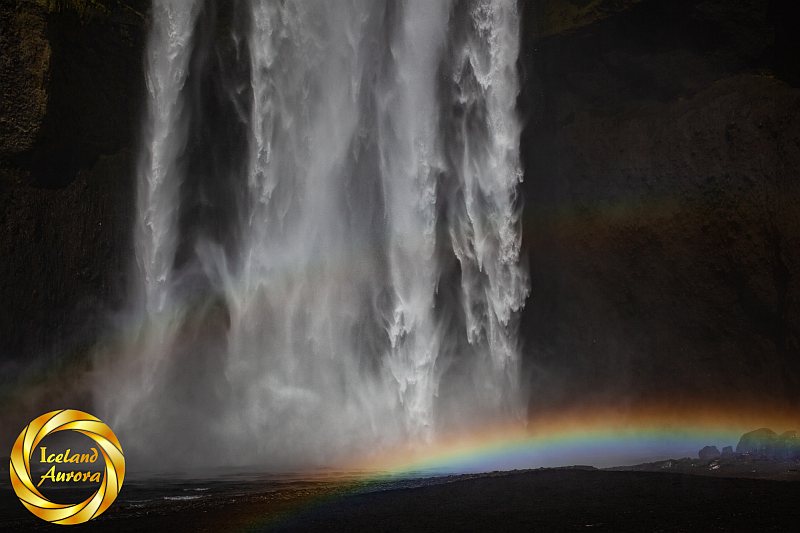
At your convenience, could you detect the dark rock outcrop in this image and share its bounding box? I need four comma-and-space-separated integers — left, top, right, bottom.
736, 428, 779, 455
532, 0, 642, 37
733, 428, 800, 459
699, 445, 721, 461
519, 0, 800, 412
777, 430, 800, 459
721, 446, 734, 458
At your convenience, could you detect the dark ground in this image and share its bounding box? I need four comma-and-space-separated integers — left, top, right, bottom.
272, 470, 800, 532
2, 469, 800, 532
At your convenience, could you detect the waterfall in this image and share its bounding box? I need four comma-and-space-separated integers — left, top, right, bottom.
96, 0, 528, 469
137, 0, 200, 316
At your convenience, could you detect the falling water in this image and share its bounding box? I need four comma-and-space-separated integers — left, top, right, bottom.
96, 0, 528, 469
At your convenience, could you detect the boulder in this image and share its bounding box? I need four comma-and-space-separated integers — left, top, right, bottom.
721, 446, 735, 458
736, 428, 779, 456
699, 446, 721, 461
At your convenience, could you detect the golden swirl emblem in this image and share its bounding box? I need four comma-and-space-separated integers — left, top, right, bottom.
9, 409, 125, 525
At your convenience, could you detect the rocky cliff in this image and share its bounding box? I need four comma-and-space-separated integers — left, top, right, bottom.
0, 0, 146, 394
519, 0, 800, 413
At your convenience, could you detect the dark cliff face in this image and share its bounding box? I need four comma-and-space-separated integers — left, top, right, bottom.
519, 0, 800, 413
0, 0, 147, 401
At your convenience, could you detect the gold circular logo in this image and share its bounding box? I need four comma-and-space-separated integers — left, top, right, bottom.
9, 409, 125, 525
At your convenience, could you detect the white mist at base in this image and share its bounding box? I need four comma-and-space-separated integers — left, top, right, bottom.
95, 0, 528, 470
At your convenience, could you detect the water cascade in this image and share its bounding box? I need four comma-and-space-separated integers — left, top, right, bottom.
95, 0, 528, 469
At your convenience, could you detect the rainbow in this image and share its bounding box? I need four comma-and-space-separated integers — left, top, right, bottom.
219, 403, 799, 530
352, 404, 800, 475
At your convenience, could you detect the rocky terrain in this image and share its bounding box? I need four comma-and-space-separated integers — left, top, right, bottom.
697, 427, 800, 461
613, 427, 800, 480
